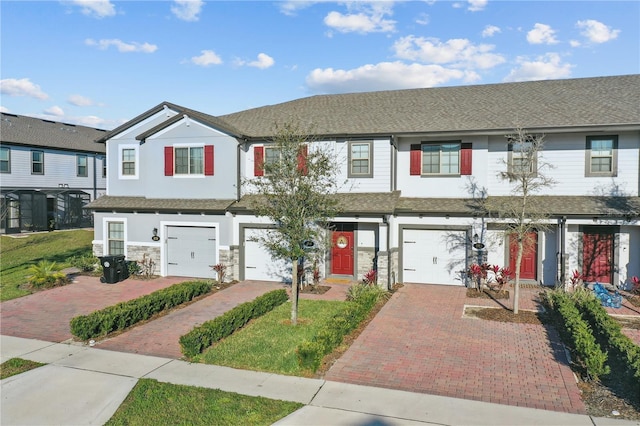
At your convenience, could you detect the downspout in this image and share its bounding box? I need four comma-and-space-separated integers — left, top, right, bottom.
236, 140, 242, 202
390, 135, 397, 192
93, 155, 97, 200
559, 216, 566, 286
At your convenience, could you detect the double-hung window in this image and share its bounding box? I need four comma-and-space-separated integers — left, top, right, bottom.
175, 146, 204, 175
348, 141, 373, 178
586, 136, 617, 177
0, 147, 10, 173
31, 150, 44, 175
107, 221, 125, 255
77, 155, 88, 177
264, 146, 281, 173
410, 141, 472, 176
508, 140, 536, 175
119, 145, 138, 179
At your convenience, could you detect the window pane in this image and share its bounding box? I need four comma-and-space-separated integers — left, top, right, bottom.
190, 147, 203, 174
591, 157, 612, 172
351, 143, 370, 174
122, 149, 135, 162
0, 148, 9, 173
0, 148, 8, 161
441, 144, 459, 174
264, 147, 280, 172
175, 147, 188, 174
591, 140, 613, 156
108, 240, 124, 255
422, 145, 439, 174
108, 222, 124, 255
122, 149, 135, 175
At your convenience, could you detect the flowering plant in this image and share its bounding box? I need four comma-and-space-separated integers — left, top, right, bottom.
211, 263, 227, 283
631, 276, 640, 295
363, 269, 377, 285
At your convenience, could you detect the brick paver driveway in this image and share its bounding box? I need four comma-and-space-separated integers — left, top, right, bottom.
325, 284, 587, 414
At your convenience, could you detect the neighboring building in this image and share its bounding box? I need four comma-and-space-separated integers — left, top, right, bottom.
86, 75, 640, 289
0, 113, 107, 233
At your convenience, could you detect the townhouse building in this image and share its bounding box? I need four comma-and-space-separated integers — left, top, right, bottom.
1, 113, 107, 233
86, 75, 640, 289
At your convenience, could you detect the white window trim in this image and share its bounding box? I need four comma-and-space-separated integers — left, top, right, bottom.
173, 143, 205, 178
118, 144, 139, 180
102, 217, 127, 257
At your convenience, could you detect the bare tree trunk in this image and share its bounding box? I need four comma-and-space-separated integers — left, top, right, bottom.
291, 259, 299, 326
513, 240, 524, 314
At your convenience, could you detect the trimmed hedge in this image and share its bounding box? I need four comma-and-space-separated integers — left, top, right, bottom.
296, 284, 386, 372
545, 290, 610, 381
70, 280, 212, 340
180, 289, 288, 358
573, 292, 640, 399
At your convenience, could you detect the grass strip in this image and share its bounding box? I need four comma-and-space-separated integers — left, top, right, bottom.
0, 230, 93, 301
105, 379, 302, 426
198, 299, 345, 376
0, 358, 46, 380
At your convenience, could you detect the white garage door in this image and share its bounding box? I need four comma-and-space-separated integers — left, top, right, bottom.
243, 228, 290, 282
167, 226, 217, 278
402, 229, 467, 285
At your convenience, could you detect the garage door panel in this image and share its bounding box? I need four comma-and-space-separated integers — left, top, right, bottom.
402, 229, 466, 285
244, 228, 291, 282
167, 226, 216, 279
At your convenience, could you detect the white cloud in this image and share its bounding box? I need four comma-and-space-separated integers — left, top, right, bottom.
569, 40, 581, 48
467, 0, 488, 12
191, 50, 222, 67
85, 38, 158, 53
0, 106, 10, 113
526, 23, 558, 45
306, 61, 479, 94
171, 0, 204, 22
279, 1, 317, 16
482, 25, 500, 38
576, 19, 620, 43
416, 13, 429, 26
393, 36, 505, 69
68, 94, 95, 106
504, 53, 573, 82
248, 53, 275, 69
0, 78, 49, 100
324, 3, 396, 34
66, 0, 116, 18
44, 105, 65, 116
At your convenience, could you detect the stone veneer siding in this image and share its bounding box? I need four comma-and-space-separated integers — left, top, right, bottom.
376, 251, 389, 289
229, 245, 240, 282
390, 247, 399, 285
126, 245, 161, 276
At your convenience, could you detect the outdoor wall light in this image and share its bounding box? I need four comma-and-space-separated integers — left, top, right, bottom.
152, 228, 160, 241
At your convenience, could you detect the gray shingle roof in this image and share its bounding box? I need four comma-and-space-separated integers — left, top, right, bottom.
220, 75, 640, 138
85, 195, 234, 212
396, 196, 640, 218
1, 113, 107, 153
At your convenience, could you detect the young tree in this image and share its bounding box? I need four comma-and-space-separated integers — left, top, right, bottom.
493, 128, 555, 314
245, 121, 341, 325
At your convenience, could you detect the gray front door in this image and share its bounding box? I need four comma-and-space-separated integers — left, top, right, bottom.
167, 226, 217, 278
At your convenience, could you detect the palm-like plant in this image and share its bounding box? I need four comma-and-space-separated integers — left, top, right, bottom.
28, 260, 67, 288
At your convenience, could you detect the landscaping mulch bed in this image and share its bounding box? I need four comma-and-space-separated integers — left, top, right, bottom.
466, 288, 509, 300
300, 285, 331, 295
625, 295, 640, 308
463, 306, 541, 324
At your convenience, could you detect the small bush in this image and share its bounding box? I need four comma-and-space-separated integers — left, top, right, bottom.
69, 253, 99, 272
27, 260, 68, 288
297, 284, 388, 372
543, 290, 610, 381
180, 289, 288, 358
70, 280, 212, 340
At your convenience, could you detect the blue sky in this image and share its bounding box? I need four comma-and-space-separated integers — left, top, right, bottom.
1, 1, 638, 130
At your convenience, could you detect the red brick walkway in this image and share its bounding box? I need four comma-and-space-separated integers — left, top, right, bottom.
1, 275, 185, 342
325, 284, 587, 414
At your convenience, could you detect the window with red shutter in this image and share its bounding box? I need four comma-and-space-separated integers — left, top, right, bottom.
164, 146, 174, 176
410, 144, 421, 175
204, 145, 214, 176
461, 143, 472, 175
297, 144, 308, 175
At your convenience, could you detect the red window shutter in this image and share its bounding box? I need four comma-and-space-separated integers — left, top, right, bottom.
461, 143, 472, 175
254, 146, 264, 176
204, 145, 214, 176
164, 146, 174, 176
297, 144, 308, 175
410, 144, 421, 175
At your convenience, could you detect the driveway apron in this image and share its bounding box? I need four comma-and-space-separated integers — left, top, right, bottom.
325, 284, 587, 414
1, 275, 185, 342
96, 280, 286, 359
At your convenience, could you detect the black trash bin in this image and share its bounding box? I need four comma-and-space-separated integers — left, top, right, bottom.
116, 257, 130, 282
99, 255, 125, 284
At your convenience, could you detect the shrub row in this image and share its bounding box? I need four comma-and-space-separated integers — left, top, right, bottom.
572, 291, 640, 398
180, 289, 288, 358
296, 284, 386, 372
70, 280, 212, 340
545, 291, 610, 381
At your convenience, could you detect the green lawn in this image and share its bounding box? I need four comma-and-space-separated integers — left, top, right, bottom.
0, 358, 46, 380
198, 299, 346, 376
106, 379, 302, 426
0, 230, 93, 301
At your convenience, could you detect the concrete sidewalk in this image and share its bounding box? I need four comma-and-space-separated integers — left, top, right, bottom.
2, 336, 637, 426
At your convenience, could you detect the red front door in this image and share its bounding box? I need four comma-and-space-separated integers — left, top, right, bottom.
583, 232, 613, 283
509, 232, 537, 280
331, 231, 354, 275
